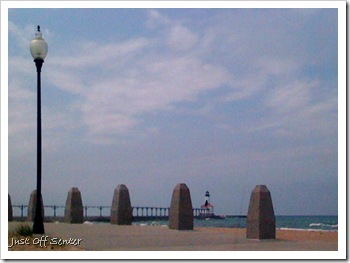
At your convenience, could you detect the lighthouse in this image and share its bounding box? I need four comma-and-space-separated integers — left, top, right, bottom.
200, 190, 214, 216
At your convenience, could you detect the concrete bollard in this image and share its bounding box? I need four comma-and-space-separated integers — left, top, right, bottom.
110, 184, 132, 225
246, 185, 276, 239
27, 190, 44, 222
64, 187, 84, 224
8, 194, 13, 221
169, 183, 193, 230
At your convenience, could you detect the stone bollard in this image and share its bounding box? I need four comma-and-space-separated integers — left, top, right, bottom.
110, 184, 132, 225
64, 187, 84, 224
27, 190, 45, 222
169, 183, 193, 230
8, 194, 13, 221
246, 185, 276, 239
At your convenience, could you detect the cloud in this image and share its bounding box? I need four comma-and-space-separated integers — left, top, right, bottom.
79, 53, 231, 143
50, 38, 151, 70
8, 9, 338, 148
265, 80, 316, 113
8, 77, 79, 155
263, 79, 337, 138
8, 21, 34, 51
46, 68, 85, 94
33, 11, 233, 144
167, 25, 198, 51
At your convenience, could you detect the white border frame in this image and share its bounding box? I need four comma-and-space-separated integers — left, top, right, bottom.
1, 1, 346, 260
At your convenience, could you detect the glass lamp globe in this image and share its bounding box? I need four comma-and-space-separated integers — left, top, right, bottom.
30, 26, 48, 60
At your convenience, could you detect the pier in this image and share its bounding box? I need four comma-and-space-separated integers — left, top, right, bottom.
11, 205, 213, 222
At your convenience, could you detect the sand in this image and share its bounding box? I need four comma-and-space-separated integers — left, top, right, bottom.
7, 222, 337, 252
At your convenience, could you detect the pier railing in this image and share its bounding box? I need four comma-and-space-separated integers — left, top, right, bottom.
12, 205, 209, 221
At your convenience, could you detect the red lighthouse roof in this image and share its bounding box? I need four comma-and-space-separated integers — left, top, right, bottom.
201, 203, 214, 208
201, 199, 214, 208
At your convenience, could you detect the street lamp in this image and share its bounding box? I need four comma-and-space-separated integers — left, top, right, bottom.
30, 25, 48, 234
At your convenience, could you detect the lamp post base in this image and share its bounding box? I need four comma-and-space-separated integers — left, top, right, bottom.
32, 218, 45, 234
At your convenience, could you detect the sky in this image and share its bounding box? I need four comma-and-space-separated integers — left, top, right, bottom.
6, 5, 340, 216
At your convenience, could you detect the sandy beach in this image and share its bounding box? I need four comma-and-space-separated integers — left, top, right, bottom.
7, 222, 337, 251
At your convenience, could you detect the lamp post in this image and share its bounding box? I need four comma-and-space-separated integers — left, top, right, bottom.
30, 25, 48, 234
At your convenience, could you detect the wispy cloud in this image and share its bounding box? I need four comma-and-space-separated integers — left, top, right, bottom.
8, 9, 337, 148
263, 80, 337, 138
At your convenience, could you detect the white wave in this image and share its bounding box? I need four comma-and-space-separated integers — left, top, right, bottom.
278, 227, 337, 232
309, 222, 338, 228
309, 223, 322, 227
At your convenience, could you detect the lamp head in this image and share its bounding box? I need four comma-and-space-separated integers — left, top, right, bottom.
30, 25, 48, 60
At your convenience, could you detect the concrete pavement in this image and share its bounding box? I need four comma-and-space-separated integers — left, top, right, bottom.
8, 222, 337, 251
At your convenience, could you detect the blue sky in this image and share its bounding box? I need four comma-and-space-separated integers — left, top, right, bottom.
6, 5, 340, 216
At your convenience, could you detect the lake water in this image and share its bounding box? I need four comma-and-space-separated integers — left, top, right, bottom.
132, 215, 338, 231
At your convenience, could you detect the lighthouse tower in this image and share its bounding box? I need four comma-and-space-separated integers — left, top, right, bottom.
200, 190, 214, 215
